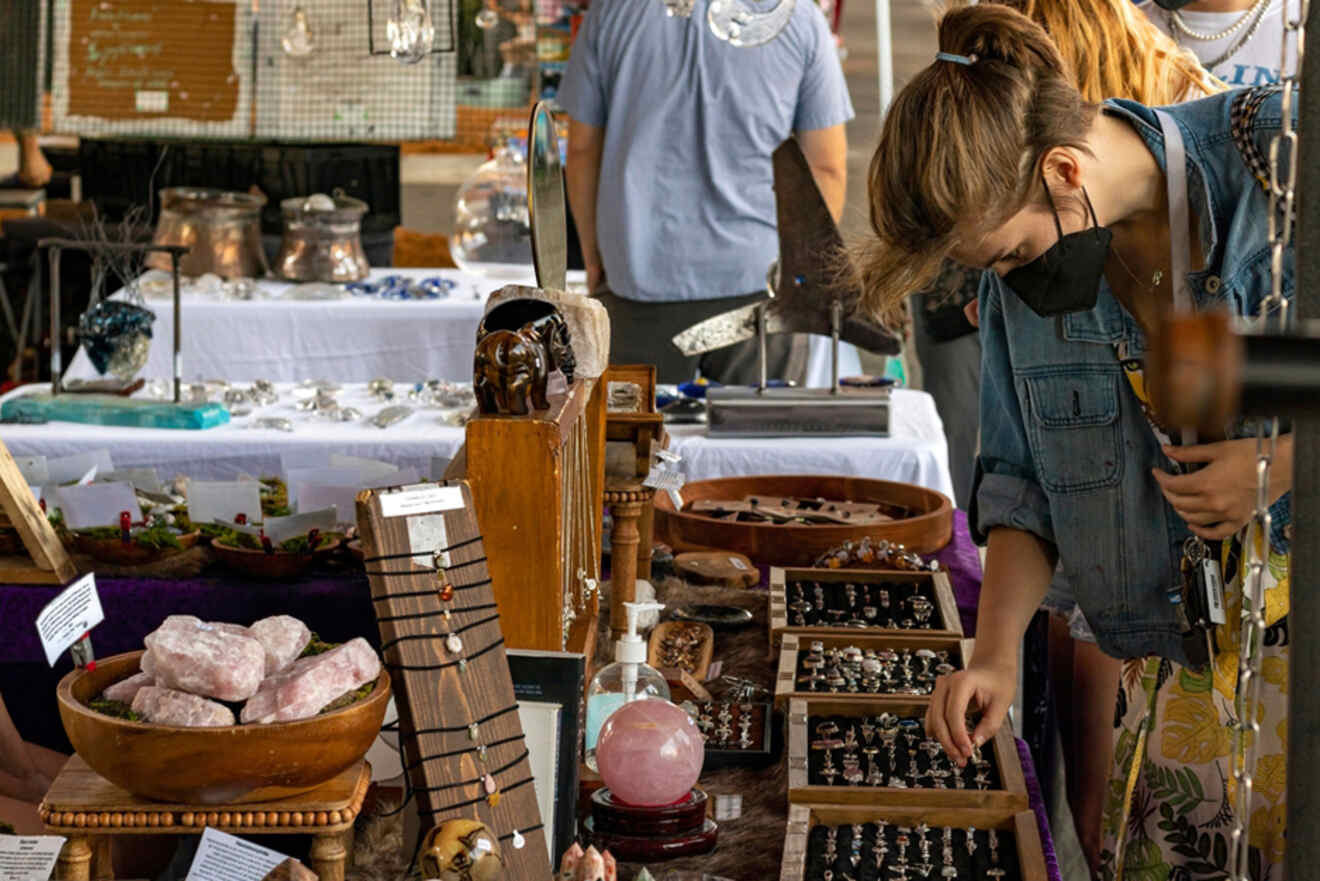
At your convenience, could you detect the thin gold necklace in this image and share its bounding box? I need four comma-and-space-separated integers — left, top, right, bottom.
1110, 247, 1163, 292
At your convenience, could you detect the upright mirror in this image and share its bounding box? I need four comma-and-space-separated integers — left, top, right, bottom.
527, 101, 568, 291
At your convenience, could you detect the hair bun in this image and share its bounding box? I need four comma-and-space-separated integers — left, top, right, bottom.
937, 4, 1065, 76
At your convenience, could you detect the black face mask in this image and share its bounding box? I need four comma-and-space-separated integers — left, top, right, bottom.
1150, 0, 1196, 9
1002, 181, 1113, 318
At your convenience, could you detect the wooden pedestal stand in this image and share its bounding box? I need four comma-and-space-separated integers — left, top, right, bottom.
40, 756, 369, 881
604, 479, 655, 639
0, 438, 77, 584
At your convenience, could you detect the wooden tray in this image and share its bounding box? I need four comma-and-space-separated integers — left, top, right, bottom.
779, 803, 1047, 881
769, 566, 963, 655
774, 633, 972, 708
786, 698, 1027, 812
71, 530, 200, 566
211, 536, 341, 581
654, 475, 954, 566
648, 620, 715, 681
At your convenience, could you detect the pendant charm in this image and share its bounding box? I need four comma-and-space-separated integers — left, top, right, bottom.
438, 581, 455, 602
446, 633, 463, 653
468, 722, 480, 740
483, 773, 497, 794
511, 829, 525, 850
458, 658, 468, 672
487, 790, 501, 808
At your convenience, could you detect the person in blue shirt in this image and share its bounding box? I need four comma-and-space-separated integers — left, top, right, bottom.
858, 5, 1293, 878
558, 0, 854, 384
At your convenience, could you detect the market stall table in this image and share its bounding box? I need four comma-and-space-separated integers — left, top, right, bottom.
62, 268, 862, 387
0, 385, 952, 496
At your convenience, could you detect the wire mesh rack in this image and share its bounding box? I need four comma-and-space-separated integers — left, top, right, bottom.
28, 0, 559, 148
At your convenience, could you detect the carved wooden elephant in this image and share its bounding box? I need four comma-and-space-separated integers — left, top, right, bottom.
473, 322, 549, 415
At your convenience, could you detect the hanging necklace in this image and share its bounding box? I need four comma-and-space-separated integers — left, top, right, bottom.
1167, 0, 1274, 69
1170, 0, 1268, 41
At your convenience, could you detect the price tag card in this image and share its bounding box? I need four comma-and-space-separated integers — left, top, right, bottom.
52, 482, 141, 530
0, 835, 65, 881
185, 829, 287, 881
379, 483, 465, 518
46, 450, 114, 486
329, 454, 399, 481
643, 466, 686, 491
263, 508, 338, 545
101, 468, 162, 493
35, 574, 103, 667
14, 456, 48, 486
188, 481, 263, 525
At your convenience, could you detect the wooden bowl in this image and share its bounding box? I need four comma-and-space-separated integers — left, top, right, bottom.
648, 621, 715, 680
57, 650, 390, 805
211, 537, 341, 581
654, 475, 953, 566
72, 530, 200, 566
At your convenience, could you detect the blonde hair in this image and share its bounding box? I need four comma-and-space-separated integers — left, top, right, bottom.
859, 5, 1092, 322
996, 0, 1224, 103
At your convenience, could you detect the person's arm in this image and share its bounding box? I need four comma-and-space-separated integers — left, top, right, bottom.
796, 124, 847, 222
925, 527, 1055, 763
566, 118, 607, 293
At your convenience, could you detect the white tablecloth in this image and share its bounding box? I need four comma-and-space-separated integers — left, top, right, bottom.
0, 385, 950, 498
64, 268, 861, 388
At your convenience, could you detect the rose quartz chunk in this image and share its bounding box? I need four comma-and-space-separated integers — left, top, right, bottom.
140, 651, 156, 677
143, 616, 265, 701
249, 615, 311, 675
240, 638, 380, 724
102, 671, 154, 703
131, 686, 235, 727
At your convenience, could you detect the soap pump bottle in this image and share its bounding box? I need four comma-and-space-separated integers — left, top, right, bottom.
584, 601, 670, 771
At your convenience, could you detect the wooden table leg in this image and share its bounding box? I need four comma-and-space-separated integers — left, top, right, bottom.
607, 497, 645, 639
57, 836, 93, 881
308, 831, 349, 881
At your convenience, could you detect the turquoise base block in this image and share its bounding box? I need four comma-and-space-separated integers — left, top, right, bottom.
1, 393, 231, 430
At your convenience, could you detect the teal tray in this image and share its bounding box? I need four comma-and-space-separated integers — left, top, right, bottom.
1, 393, 231, 430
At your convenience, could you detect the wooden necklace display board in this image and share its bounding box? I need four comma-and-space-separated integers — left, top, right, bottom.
356, 480, 551, 880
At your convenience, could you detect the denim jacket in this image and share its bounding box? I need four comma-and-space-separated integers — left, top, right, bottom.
970, 88, 1295, 663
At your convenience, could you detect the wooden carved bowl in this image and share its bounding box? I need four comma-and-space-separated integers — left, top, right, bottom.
71, 530, 200, 566
57, 650, 390, 804
210, 537, 341, 582
654, 475, 953, 566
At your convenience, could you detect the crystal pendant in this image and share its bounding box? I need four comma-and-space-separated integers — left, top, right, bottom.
281, 6, 315, 57
468, 723, 480, 740
483, 773, 497, 794
387, 0, 435, 64
76, 301, 155, 380
511, 829, 525, 849
445, 633, 463, 653
475, 8, 500, 29
707, 0, 796, 47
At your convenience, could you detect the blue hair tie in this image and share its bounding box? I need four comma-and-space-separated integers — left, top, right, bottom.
935, 51, 977, 66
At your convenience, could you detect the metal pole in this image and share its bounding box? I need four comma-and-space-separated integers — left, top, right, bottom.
1287, 1, 1320, 875
171, 251, 181, 404
875, 0, 893, 115
830, 297, 842, 394
48, 246, 60, 396
757, 301, 768, 393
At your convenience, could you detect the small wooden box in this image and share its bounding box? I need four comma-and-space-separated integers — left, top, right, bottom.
779, 803, 1048, 881
769, 567, 963, 655
786, 698, 1028, 811
774, 633, 972, 708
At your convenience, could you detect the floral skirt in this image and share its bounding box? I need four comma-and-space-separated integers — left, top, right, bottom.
1099, 544, 1290, 881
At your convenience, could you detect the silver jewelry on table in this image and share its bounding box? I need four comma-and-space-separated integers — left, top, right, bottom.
371, 405, 413, 428
253, 417, 294, 432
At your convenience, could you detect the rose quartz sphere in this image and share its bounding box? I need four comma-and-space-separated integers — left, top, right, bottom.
595, 698, 704, 806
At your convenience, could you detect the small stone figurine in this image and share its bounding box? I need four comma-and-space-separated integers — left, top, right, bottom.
418, 819, 504, 881
557, 842, 617, 881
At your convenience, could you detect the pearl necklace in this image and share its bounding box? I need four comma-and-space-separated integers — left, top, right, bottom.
1170, 0, 1269, 42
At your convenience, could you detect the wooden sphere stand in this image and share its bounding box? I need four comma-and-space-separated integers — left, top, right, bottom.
604, 477, 656, 639
39, 755, 370, 881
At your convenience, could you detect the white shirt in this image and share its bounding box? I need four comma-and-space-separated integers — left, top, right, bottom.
1139, 0, 1298, 87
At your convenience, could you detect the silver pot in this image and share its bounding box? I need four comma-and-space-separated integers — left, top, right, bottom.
148, 188, 269, 279
275, 193, 371, 283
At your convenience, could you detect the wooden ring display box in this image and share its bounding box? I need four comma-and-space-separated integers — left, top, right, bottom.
785, 698, 1028, 812
774, 634, 973, 709
778, 804, 1048, 881
768, 566, 963, 656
